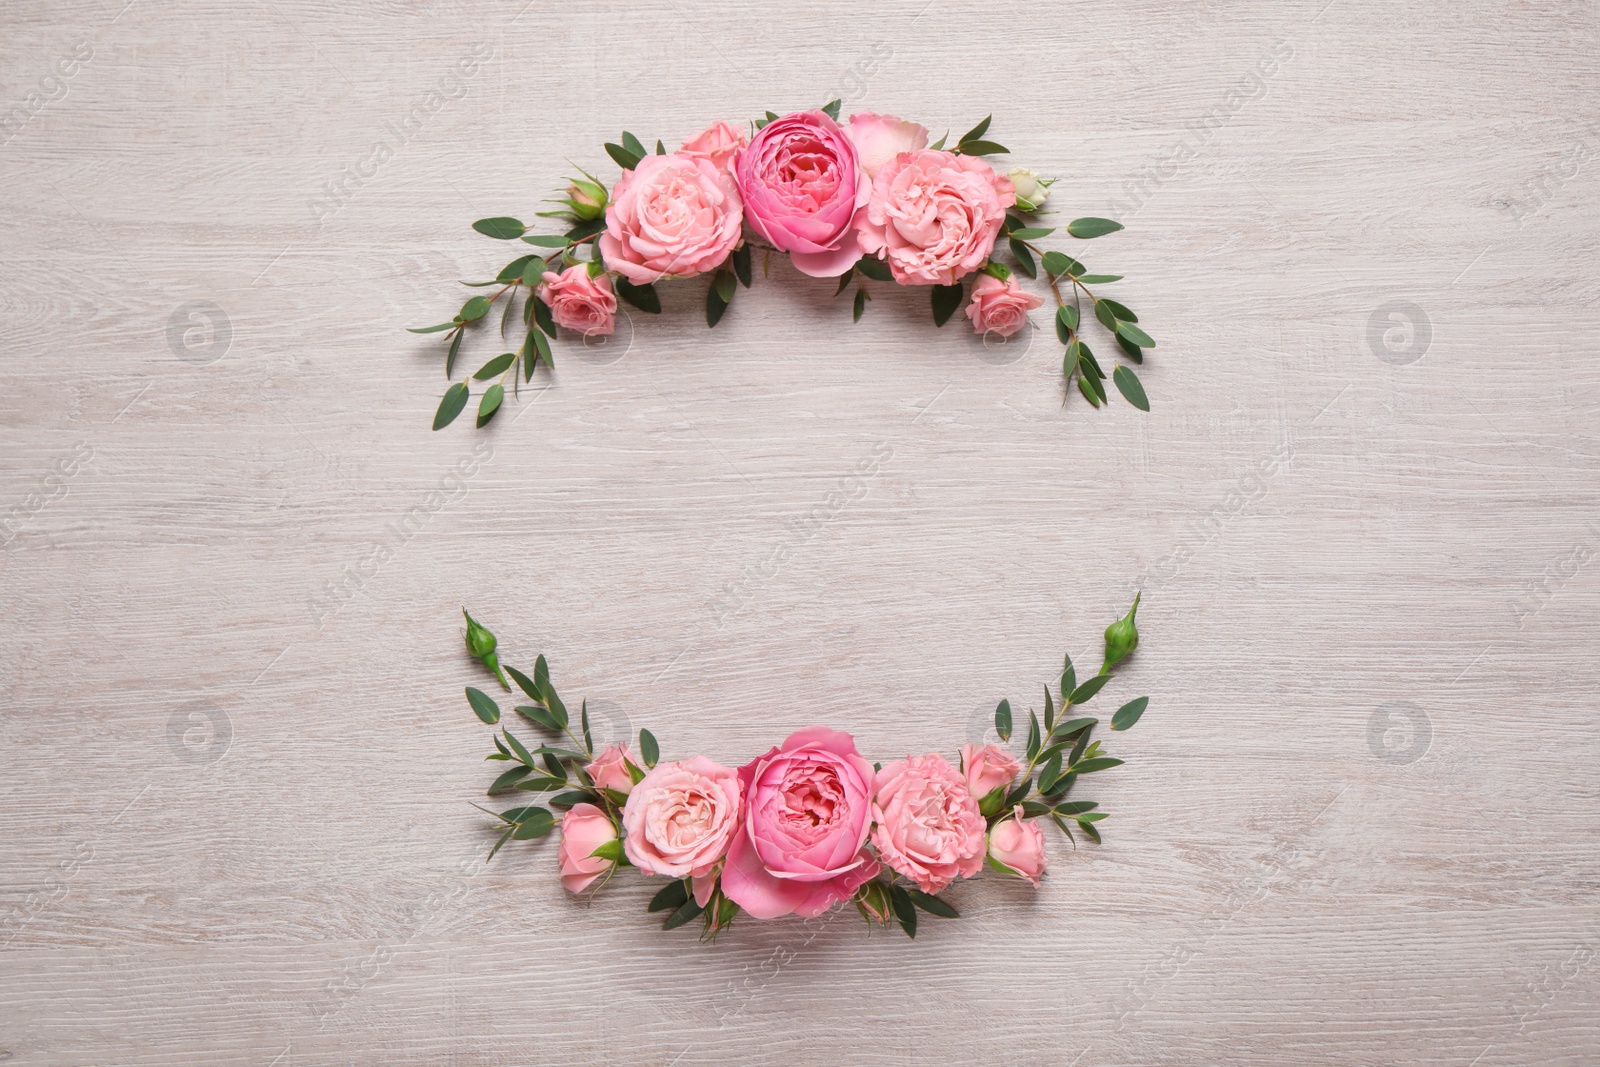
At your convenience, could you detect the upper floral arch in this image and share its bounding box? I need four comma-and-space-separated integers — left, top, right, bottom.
408, 102, 1158, 430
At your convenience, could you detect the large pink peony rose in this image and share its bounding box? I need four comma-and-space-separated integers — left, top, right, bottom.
621, 756, 742, 879
733, 111, 870, 278
844, 111, 928, 179
964, 273, 1043, 337
870, 753, 987, 894
988, 805, 1047, 886
557, 803, 618, 894
720, 726, 880, 918
598, 153, 744, 285
856, 149, 1017, 286
678, 120, 747, 175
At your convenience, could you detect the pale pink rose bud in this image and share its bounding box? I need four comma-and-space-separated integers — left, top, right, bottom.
566, 177, 608, 220
585, 744, 639, 798
538, 264, 617, 336
964, 273, 1044, 338
557, 803, 618, 894
678, 120, 747, 175
854, 879, 893, 924
988, 806, 1047, 887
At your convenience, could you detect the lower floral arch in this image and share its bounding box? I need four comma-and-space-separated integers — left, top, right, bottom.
456, 596, 1147, 940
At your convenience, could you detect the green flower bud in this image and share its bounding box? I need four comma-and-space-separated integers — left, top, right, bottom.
1101, 592, 1140, 673
462, 608, 509, 690
566, 178, 608, 221
854, 880, 893, 924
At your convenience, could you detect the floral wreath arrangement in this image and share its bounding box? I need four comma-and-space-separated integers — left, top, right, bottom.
453, 595, 1147, 939
409, 102, 1158, 431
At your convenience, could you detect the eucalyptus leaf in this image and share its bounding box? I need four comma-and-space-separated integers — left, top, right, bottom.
1111, 696, 1149, 731
1051, 716, 1097, 740
1113, 366, 1150, 411
521, 234, 572, 248
1115, 320, 1156, 348
1095, 300, 1119, 331
1026, 709, 1042, 761
473, 217, 526, 240
1054, 800, 1099, 815
931, 283, 964, 327
1116, 334, 1144, 364
532, 296, 557, 339
956, 139, 1008, 156
459, 296, 491, 322
605, 142, 643, 170
1056, 305, 1078, 344
1041, 251, 1086, 277
408, 322, 457, 334
614, 277, 661, 313
994, 698, 1012, 742
1060, 652, 1077, 700
512, 809, 556, 839
1008, 227, 1055, 240
488, 766, 531, 794
475, 384, 503, 427
1070, 673, 1114, 705
905, 889, 958, 919
649, 879, 691, 913
663, 896, 705, 931
446, 329, 463, 377
640, 728, 659, 767
502, 730, 534, 766
620, 131, 647, 158
852, 288, 866, 322
548, 789, 600, 810
516, 705, 560, 731
1077, 274, 1123, 284
1069, 756, 1125, 774
506, 665, 540, 702
1100, 299, 1137, 322
466, 686, 500, 724
497, 254, 536, 282
706, 284, 729, 327
856, 256, 893, 282
714, 269, 736, 303
1009, 238, 1037, 278
958, 115, 991, 144
889, 884, 917, 938
732, 244, 753, 287
473, 352, 515, 380
1067, 217, 1124, 239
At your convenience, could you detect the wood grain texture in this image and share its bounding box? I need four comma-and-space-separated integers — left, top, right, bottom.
1, 0, 1597, 1063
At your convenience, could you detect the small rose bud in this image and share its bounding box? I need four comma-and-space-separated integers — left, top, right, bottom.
854, 880, 893, 924
462, 608, 509, 690
1101, 592, 1141, 673
1007, 167, 1049, 211
566, 178, 608, 221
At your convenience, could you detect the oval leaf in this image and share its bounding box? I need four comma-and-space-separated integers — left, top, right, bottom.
473, 353, 515, 380
994, 698, 1012, 742
1113, 366, 1150, 411
433, 382, 470, 430
459, 296, 490, 322
1068, 217, 1124, 239
466, 686, 500, 724
1115, 320, 1156, 348
473, 217, 526, 240
639, 728, 659, 768
475, 384, 504, 427
1111, 696, 1149, 731
1070, 673, 1114, 705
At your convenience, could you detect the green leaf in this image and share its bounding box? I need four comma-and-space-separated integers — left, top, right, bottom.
485, 825, 515, 861
1067, 217, 1124, 239
1070, 673, 1114, 705
520, 234, 572, 248
1113, 366, 1150, 411
834, 268, 855, 295
1115, 320, 1156, 348
534, 654, 549, 695
714, 269, 736, 303
663, 896, 705, 931
446, 329, 463, 377
1008, 227, 1055, 240
994, 698, 1012, 742
1060, 652, 1077, 700
955, 139, 1008, 156
1043, 683, 1055, 732
512, 808, 556, 839
1077, 274, 1123, 284
497, 255, 537, 283
1079, 818, 1102, 844
502, 730, 534, 766
856, 256, 893, 282
1116, 334, 1144, 364
852, 288, 867, 322
516, 705, 560, 731
1054, 800, 1099, 816
1041, 251, 1086, 277
648, 879, 691, 913
1051, 716, 1097, 740
1025, 709, 1041, 761
547, 789, 600, 810
706, 284, 729, 328
466, 686, 500, 724
1079, 341, 1106, 381
532, 295, 557, 338
408, 321, 457, 334
506, 665, 540, 702
928, 131, 948, 151
620, 131, 647, 158
958, 115, 991, 144
1056, 305, 1078, 344
1003, 775, 1032, 809
495, 805, 545, 824
459, 296, 491, 322
1050, 813, 1077, 844
511, 775, 568, 792
821, 99, 842, 120
473, 352, 515, 380
541, 750, 566, 779
1099, 298, 1136, 322
1038, 752, 1064, 794
1111, 696, 1149, 731
905, 889, 959, 919
1009, 237, 1037, 278
473, 217, 526, 240
1095, 299, 1119, 331
655, 139, 666, 155
889, 884, 917, 938
931, 283, 964, 327
525, 325, 553, 371
1078, 372, 1104, 407
1019, 799, 1053, 817
1069, 756, 1125, 775
566, 217, 606, 242
581, 699, 593, 753
640, 728, 659, 768
589, 838, 626, 863
614, 277, 661, 313
1076, 812, 1109, 823
475, 384, 504, 427
488, 765, 531, 794
604, 142, 644, 170
731, 243, 753, 287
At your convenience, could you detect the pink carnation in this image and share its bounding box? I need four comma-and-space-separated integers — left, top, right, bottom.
598, 153, 744, 285
856, 149, 1016, 286
964, 274, 1043, 337
870, 753, 986, 894
538, 264, 617, 337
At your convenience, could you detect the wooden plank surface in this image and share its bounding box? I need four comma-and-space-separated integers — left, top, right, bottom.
1, 0, 1597, 1063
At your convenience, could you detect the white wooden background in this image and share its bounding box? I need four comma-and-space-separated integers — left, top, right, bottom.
2, 0, 1596, 1063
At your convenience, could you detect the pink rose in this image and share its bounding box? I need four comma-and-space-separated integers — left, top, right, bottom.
538, 264, 617, 337
844, 111, 928, 179
720, 726, 880, 918
598, 153, 744, 285
678, 120, 748, 175
964, 274, 1043, 337
856, 149, 1017, 286
585, 743, 639, 798
734, 111, 870, 278
621, 756, 742, 879
557, 803, 618, 894
960, 742, 1022, 800
870, 753, 986, 894
988, 806, 1047, 886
